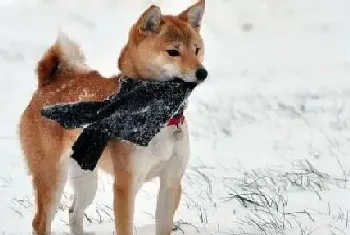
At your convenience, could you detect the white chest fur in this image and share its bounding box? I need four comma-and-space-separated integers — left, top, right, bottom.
130, 121, 190, 186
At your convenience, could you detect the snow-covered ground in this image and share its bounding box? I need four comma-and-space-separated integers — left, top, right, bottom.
1, 0, 350, 234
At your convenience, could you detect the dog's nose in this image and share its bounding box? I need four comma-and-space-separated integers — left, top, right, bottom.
195, 68, 208, 81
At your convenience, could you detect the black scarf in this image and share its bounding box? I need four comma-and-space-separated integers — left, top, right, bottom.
41, 76, 199, 171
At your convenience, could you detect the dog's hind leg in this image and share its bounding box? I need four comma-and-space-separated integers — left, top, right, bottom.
68, 158, 98, 235
31, 153, 68, 235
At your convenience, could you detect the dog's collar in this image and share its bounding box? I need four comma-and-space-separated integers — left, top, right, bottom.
167, 113, 185, 126
167, 99, 187, 127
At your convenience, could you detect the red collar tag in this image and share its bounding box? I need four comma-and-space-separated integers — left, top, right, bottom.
167, 113, 185, 126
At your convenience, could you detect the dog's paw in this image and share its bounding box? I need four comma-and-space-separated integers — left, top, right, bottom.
69, 211, 84, 235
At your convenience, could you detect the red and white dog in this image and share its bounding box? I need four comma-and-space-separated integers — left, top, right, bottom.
19, 1, 207, 234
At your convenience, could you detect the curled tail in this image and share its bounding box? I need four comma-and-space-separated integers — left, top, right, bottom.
36, 32, 87, 88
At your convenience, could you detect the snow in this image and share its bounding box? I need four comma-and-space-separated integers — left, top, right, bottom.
1, 0, 350, 234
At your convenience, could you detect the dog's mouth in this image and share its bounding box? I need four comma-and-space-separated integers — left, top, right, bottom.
171, 77, 187, 83
170, 77, 203, 87
170, 77, 198, 89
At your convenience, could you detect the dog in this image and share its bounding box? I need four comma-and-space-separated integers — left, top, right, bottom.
18, 1, 207, 234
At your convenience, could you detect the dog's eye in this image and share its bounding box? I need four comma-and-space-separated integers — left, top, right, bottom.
195, 47, 200, 56
166, 50, 180, 57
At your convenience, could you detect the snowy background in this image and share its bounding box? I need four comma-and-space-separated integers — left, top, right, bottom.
1, 0, 350, 234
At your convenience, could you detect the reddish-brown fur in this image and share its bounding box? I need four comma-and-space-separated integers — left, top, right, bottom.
19, 1, 205, 234
19, 41, 120, 234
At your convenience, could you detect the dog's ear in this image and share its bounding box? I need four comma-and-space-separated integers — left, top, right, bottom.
137, 5, 161, 33
178, 0, 205, 29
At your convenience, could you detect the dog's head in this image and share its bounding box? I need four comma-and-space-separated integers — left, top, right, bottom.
118, 0, 207, 83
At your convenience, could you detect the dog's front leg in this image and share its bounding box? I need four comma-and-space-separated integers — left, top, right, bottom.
114, 171, 135, 235
155, 178, 182, 235
155, 124, 190, 235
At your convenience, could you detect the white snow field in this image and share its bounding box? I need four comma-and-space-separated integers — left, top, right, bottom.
1, 0, 350, 234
